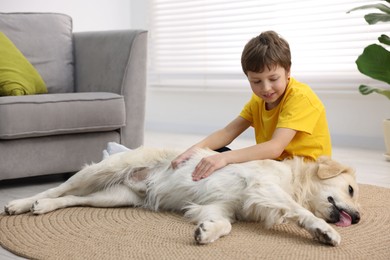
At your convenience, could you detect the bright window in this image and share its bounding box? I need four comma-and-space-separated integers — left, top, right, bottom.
148, 0, 388, 91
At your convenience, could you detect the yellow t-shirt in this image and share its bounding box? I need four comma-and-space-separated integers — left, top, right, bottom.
239, 77, 331, 161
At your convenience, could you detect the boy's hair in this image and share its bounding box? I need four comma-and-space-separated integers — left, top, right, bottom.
241, 31, 291, 75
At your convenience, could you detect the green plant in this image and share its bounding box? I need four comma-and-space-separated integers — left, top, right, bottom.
347, 0, 390, 100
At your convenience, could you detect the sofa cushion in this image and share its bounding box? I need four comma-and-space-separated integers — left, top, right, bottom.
0, 92, 126, 139
0, 12, 74, 93
0, 32, 47, 96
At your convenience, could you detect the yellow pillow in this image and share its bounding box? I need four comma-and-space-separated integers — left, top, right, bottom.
0, 32, 47, 96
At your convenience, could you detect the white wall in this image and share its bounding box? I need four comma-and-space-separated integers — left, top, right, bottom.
1, 1, 389, 150
0, 0, 133, 31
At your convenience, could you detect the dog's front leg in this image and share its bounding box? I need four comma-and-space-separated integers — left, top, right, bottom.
243, 183, 341, 246
292, 207, 341, 246
194, 219, 232, 244
185, 203, 234, 244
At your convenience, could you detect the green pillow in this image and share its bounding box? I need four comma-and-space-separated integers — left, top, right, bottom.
0, 32, 47, 96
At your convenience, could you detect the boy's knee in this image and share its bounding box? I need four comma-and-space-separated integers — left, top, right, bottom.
215, 147, 231, 153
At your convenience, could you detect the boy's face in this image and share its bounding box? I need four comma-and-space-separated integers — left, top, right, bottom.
247, 65, 290, 109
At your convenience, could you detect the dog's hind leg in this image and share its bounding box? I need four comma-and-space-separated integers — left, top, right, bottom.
31, 184, 143, 214
5, 158, 123, 215
184, 203, 234, 244
4, 178, 86, 215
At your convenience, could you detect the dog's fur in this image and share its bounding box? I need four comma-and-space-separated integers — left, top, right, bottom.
4, 147, 360, 246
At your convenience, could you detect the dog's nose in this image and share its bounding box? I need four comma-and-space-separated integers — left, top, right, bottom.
352, 212, 360, 224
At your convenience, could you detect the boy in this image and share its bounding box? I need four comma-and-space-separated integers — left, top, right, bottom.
171, 31, 331, 181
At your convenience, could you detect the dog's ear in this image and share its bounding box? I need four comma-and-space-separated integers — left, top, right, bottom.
316, 156, 351, 180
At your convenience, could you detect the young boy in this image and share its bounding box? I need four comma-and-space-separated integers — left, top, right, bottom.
171, 31, 332, 181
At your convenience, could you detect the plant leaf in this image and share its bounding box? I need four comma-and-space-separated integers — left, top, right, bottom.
356, 44, 390, 84
359, 85, 376, 95
379, 34, 390, 45
359, 85, 390, 100
365, 13, 390, 24
347, 3, 390, 14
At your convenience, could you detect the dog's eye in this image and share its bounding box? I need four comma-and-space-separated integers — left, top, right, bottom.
348, 185, 354, 197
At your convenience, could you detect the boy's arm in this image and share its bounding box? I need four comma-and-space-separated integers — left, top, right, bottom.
171, 116, 250, 169
191, 127, 296, 181
225, 127, 296, 162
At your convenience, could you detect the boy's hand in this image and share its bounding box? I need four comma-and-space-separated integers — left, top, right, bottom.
171, 148, 196, 169
192, 153, 228, 181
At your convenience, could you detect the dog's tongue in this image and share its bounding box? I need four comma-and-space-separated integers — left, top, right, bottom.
335, 211, 352, 227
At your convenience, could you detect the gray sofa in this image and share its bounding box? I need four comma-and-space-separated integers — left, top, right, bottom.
0, 13, 147, 181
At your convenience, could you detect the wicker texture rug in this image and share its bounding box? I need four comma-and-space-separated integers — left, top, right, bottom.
1, 184, 389, 260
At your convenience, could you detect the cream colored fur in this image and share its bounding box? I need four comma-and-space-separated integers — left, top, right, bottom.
4, 147, 360, 246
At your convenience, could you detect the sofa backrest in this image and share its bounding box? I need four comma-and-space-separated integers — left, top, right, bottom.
0, 12, 74, 93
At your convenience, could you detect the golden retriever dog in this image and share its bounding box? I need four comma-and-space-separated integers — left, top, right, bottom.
4, 147, 360, 246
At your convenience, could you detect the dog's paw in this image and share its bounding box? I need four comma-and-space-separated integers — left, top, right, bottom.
31, 199, 58, 215
194, 221, 217, 244
194, 220, 231, 244
4, 198, 34, 215
310, 219, 341, 246
313, 227, 341, 246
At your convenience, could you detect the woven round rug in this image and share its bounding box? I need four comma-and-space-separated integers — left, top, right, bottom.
1, 184, 389, 260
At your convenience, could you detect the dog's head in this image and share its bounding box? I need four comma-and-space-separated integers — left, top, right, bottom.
308, 157, 360, 227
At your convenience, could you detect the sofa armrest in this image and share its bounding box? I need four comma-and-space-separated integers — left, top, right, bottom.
73, 30, 147, 148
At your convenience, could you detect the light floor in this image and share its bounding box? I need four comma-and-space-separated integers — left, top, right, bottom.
1, 131, 389, 259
